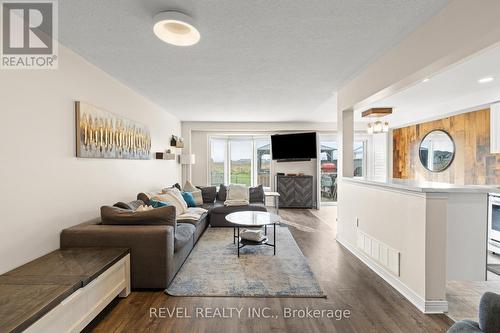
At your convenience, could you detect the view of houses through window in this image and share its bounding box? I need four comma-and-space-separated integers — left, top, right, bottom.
320, 136, 366, 204
209, 136, 271, 188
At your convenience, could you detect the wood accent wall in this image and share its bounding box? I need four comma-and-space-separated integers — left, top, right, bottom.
393, 108, 500, 185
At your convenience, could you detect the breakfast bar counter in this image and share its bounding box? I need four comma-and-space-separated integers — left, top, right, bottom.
337, 177, 491, 313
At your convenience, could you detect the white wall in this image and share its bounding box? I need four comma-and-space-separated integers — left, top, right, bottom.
0, 45, 181, 274
337, 182, 428, 299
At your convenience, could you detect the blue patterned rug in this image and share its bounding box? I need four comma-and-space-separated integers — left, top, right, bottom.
166, 225, 325, 297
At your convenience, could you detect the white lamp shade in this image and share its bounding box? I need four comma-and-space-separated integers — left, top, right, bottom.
180, 154, 196, 165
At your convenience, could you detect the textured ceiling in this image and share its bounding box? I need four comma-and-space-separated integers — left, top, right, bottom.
59, 0, 449, 122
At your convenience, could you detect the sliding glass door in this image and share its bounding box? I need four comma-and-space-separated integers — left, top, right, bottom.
320, 136, 338, 204
319, 135, 368, 205
255, 139, 271, 188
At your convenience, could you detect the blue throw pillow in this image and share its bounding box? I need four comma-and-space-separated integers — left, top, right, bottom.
150, 199, 169, 208
181, 192, 196, 207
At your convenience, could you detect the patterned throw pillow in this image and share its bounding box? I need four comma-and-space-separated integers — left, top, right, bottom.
192, 190, 203, 206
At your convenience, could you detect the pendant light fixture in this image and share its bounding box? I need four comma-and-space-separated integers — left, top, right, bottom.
362, 108, 392, 134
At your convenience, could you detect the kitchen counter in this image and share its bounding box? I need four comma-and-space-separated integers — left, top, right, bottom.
342, 177, 497, 194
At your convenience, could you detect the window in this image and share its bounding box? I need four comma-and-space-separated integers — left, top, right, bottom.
209, 138, 226, 186
353, 141, 366, 177
230, 139, 252, 186
208, 136, 271, 188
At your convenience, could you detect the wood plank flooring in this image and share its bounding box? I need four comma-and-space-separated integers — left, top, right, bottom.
447, 279, 500, 322
84, 208, 453, 333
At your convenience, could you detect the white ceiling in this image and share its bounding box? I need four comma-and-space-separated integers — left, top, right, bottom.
59, 0, 449, 122
356, 43, 500, 128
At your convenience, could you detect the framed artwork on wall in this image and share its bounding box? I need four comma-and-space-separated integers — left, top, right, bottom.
75, 101, 151, 159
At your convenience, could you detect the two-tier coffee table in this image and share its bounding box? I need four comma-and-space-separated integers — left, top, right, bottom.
225, 211, 281, 257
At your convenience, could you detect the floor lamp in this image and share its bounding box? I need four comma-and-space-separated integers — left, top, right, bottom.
180, 154, 196, 183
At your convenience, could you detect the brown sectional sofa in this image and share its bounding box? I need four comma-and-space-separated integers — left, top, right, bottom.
60, 185, 267, 289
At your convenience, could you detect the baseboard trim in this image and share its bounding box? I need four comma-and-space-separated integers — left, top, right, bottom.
336, 237, 448, 314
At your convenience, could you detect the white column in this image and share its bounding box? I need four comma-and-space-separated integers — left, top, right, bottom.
338, 109, 354, 178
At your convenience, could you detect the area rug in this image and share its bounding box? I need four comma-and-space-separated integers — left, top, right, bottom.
166, 226, 325, 298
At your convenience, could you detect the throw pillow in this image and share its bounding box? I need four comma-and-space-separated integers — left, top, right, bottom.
136, 193, 151, 205
114, 200, 144, 210
100, 205, 177, 231
191, 190, 203, 206
150, 199, 169, 208
152, 191, 187, 216
136, 191, 163, 205
217, 184, 227, 201
249, 185, 265, 203
226, 184, 249, 201
181, 192, 196, 207
162, 187, 188, 210
183, 180, 197, 192
196, 186, 217, 203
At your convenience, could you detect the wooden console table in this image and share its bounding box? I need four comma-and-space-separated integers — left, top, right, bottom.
0, 247, 130, 333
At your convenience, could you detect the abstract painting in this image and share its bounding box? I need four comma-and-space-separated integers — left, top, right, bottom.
75, 101, 151, 159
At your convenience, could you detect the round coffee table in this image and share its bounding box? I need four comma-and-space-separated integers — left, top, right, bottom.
225, 211, 281, 257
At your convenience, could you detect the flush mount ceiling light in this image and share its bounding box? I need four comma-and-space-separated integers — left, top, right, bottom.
478, 76, 494, 84
153, 11, 200, 46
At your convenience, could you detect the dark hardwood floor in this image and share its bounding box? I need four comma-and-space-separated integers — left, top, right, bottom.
85, 208, 454, 333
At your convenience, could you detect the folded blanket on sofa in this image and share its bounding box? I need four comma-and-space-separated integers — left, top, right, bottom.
224, 184, 249, 206
224, 200, 250, 206
178, 207, 208, 220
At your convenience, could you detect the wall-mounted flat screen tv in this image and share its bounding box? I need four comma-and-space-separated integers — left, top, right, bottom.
271, 132, 317, 161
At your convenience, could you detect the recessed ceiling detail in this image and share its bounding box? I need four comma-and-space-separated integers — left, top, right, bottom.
153, 11, 200, 47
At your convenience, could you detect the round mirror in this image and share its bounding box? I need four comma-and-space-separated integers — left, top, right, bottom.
419, 130, 455, 172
